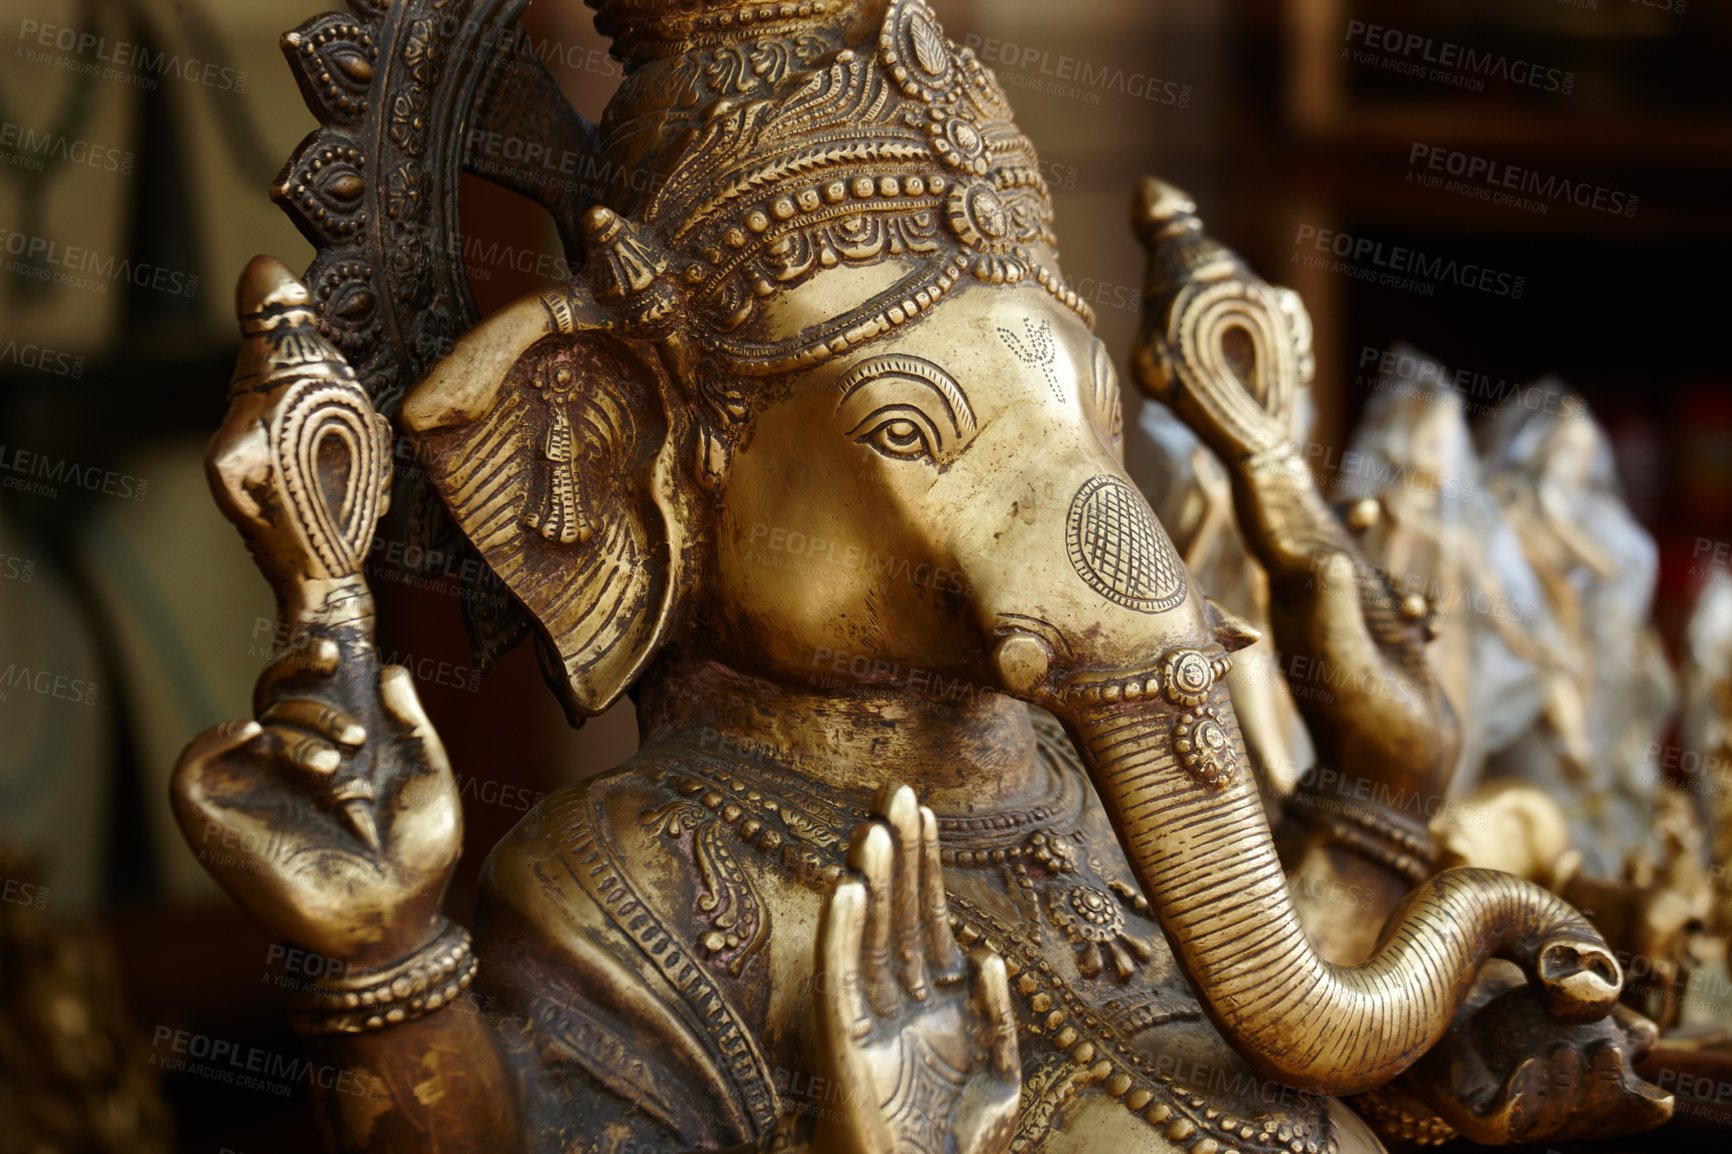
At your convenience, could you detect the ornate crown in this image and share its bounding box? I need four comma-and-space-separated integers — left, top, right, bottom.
578, 0, 1095, 390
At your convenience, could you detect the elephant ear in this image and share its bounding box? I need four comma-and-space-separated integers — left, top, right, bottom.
401, 278, 688, 722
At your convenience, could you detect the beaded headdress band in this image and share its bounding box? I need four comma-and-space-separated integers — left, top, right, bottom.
578, 0, 1095, 390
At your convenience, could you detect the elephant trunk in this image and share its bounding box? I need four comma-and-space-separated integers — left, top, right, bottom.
1067, 688, 1621, 1096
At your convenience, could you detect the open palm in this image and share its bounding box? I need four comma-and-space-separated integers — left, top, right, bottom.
813, 785, 1021, 1154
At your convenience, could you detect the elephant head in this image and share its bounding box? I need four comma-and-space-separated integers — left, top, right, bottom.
401, 0, 1622, 1098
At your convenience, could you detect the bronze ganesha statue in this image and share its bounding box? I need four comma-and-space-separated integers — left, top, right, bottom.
171, 1, 1672, 1150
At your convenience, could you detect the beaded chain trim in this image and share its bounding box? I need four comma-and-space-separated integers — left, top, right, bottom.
290, 921, 477, 1036
1285, 775, 1438, 886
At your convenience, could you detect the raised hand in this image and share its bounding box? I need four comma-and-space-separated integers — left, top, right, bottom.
171, 637, 461, 971
171, 256, 462, 973
812, 785, 1021, 1154
1129, 178, 1458, 815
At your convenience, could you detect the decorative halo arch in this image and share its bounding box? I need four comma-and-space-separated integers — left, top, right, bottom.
274, 0, 602, 665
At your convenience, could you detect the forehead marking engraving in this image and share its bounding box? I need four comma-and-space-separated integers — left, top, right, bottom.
997, 317, 1062, 403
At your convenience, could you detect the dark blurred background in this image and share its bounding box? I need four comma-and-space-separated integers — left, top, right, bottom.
0, 0, 1727, 1149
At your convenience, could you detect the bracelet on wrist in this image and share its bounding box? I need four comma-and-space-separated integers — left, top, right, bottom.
290, 921, 477, 1036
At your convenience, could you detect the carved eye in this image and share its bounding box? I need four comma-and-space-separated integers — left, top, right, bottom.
851, 409, 940, 462
835, 355, 976, 467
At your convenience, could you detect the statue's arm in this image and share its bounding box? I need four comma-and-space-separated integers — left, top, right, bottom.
1127, 185, 1456, 941
160, 257, 509, 1150
1127, 179, 1672, 1146
299, 1006, 520, 1151
172, 644, 528, 1152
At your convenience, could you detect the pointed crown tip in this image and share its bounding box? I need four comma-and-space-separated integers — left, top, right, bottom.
236, 255, 311, 322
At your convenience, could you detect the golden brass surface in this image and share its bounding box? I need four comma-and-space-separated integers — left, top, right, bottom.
171, 2, 1677, 1150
